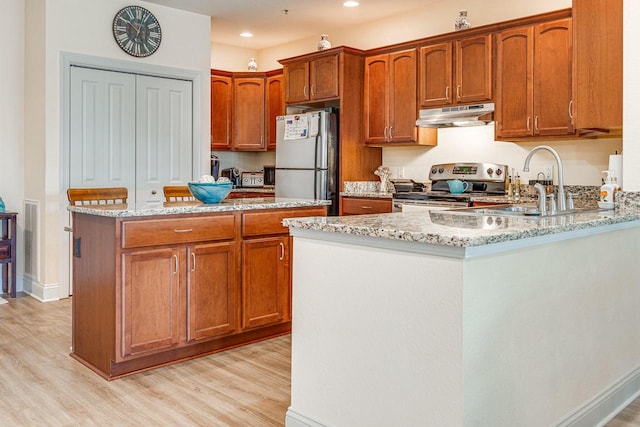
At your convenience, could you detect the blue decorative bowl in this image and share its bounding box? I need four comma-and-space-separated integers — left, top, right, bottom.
187, 181, 233, 204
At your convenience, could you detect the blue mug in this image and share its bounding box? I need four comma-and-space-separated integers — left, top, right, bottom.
447, 179, 469, 194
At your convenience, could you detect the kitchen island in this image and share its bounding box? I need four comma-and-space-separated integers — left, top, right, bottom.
68, 198, 328, 379
283, 205, 640, 427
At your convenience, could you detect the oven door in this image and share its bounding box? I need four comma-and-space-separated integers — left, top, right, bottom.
392, 199, 469, 213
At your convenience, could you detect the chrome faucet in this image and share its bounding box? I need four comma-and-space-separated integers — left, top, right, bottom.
522, 145, 566, 211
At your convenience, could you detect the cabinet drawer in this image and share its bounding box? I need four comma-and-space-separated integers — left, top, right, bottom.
242, 207, 327, 237
342, 197, 392, 215
122, 215, 236, 249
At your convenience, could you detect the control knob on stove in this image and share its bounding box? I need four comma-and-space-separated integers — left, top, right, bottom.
438, 167, 444, 174
431, 167, 437, 175
496, 169, 502, 175
486, 167, 494, 176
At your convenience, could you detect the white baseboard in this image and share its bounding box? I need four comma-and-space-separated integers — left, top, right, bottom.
557, 365, 640, 427
22, 275, 60, 302
285, 408, 328, 427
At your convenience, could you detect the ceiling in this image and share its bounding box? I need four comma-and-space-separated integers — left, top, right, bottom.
144, 0, 430, 49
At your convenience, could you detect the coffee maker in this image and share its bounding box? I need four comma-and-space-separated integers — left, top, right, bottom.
220, 167, 241, 187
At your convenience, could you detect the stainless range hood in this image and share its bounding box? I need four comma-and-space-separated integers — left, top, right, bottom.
416, 103, 494, 128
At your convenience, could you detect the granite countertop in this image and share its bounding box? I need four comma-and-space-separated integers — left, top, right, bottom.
341, 191, 394, 199
231, 187, 275, 193
68, 197, 330, 218
283, 206, 640, 248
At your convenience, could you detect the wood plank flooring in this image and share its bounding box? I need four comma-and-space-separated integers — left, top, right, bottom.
0, 295, 639, 426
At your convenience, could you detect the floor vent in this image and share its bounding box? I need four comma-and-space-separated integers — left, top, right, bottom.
23, 199, 40, 281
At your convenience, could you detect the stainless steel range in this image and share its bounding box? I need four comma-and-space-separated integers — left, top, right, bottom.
392, 162, 508, 212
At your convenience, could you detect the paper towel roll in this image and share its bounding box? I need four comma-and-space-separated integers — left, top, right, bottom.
608, 154, 623, 189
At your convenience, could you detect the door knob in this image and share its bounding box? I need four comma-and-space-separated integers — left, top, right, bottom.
151, 190, 157, 195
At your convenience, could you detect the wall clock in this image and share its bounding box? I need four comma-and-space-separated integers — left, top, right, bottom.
112, 6, 162, 57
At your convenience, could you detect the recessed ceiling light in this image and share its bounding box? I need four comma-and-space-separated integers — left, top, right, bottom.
343, 1, 359, 7
240, 32, 253, 38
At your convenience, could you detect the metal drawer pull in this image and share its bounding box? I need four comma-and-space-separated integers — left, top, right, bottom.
361, 206, 373, 209
174, 229, 193, 233
279, 242, 285, 261
64, 226, 73, 232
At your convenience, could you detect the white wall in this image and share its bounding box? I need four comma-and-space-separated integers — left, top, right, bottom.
22, 0, 211, 300
623, 0, 639, 191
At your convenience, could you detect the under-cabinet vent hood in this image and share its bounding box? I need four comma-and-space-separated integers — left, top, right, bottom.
416, 103, 494, 128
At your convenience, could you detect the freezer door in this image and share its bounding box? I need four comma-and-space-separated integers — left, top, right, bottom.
275, 112, 327, 169
275, 169, 318, 199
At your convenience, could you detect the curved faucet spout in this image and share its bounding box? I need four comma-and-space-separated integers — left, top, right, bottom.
522, 145, 566, 211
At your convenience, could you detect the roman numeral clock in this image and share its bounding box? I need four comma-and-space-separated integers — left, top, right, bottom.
113, 6, 162, 57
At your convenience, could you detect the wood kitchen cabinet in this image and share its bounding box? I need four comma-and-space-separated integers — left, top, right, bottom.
210, 72, 233, 150
364, 49, 435, 146
70, 205, 326, 379
573, 0, 622, 136
266, 71, 284, 150
232, 76, 266, 151
341, 197, 392, 215
495, 18, 574, 139
418, 34, 492, 108
283, 52, 339, 104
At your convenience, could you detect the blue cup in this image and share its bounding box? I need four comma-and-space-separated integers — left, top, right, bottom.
447, 179, 469, 194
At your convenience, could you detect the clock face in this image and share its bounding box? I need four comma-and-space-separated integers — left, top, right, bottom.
113, 6, 162, 57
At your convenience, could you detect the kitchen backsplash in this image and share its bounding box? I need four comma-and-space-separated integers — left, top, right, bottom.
212, 150, 275, 174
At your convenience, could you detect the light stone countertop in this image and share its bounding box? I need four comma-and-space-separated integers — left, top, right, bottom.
68, 198, 330, 218
283, 206, 640, 248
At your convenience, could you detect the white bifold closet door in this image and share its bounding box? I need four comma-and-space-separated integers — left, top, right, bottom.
69, 67, 193, 209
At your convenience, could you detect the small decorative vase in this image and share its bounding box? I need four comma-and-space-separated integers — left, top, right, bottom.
317, 34, 331, 51
455, 10, 471, 31
247, 58, 257, 72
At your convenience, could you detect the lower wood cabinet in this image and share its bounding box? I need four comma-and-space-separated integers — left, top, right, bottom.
70, 205, 326, 379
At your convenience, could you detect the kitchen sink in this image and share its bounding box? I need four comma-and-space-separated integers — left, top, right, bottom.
448, 204, 604, 217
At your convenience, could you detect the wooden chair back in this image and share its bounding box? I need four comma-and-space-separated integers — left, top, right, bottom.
163, 186, 195, 202
67, 187, 128, 207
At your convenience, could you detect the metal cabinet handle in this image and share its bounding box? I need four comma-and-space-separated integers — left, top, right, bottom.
174, 229, 193, 233
383, 126, 388, 139
311, 85, 316, 96
279, 242, 285, 261
191, 252, 196, 272
568, 100, 574, 120
534, 116, 540, 131
64, 226, 73, 232
445, 86, 450, 100
361, 206, 373, 209
526, 116, 531, 132
303, 86, 308, 97
456, 85, 461, 100
389, 126, 394, 140
172, 254, 178, 275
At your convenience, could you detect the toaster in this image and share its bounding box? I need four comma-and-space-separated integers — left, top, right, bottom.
241, 172, 264, 188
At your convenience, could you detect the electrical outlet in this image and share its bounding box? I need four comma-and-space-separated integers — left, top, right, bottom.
398, 167, 405, 178
543, 164, 553, 180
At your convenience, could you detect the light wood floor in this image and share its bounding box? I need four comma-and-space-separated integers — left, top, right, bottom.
0, 296, 639, 426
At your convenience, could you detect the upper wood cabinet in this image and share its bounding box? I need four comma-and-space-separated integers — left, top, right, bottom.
283, 53, 339, 104
266, 72, 284, 150
495, 18, 574, 139
210, 73, 233, 150
418, 35, 492, 108
364, 49, 418, 145
573, 0, 622, 136
232, 77, 266, 151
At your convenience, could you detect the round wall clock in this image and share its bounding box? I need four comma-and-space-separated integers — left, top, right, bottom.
112, 6, 162, 57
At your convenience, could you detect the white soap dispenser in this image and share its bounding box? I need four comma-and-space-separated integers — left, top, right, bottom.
599, 170, 616, 208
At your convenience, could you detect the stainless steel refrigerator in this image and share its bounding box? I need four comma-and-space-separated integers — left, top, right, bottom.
275, 110, 338, 216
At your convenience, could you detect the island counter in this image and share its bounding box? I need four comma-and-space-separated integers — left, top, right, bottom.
68, 198, 328, 379
283, 206, 640, 427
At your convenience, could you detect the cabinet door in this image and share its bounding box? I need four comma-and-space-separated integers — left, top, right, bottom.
495, 26, 534, 138
388, 49, 418, 143
186, 242, 237, 341
122, 247, 181, 358
232, 77, 266, 150
211, 74, 233, 150
310, 54, 340, 100
363, 54, 389, 144
418, 42, 453, 107
241, 236, 289, 329
455, 35, 493, 104
533, 18, 574, 136
284, 61, 309, 104
266, 74, 283, 150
